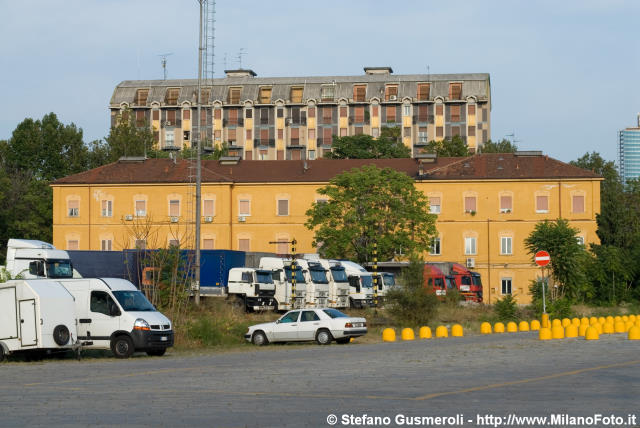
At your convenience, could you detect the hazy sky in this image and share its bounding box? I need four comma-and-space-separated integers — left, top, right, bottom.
2, 0, 638, 163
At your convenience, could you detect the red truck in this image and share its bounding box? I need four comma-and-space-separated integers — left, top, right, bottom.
428, 262, 482, 302
423, 264, 453, 298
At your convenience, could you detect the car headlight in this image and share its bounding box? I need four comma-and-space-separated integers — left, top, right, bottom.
133, 318, 150, 331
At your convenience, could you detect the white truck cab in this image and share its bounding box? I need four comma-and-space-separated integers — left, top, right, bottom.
3, 239, 77, 279
372, 272, 396, 303
339, 260, 374, 308
296, 259, 329, 308
57, 278, 173, 358
259, 257, 306, 311
305, 258, 350, 309
227, 267, 276, 311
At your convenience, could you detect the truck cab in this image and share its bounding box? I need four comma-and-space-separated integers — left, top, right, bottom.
373, 272, 396, 303
296, 259, 329, 308
306, 258, 350, 309
339, 261, 374, 308
227, 267, 276, 311
259, 257, 306, 311
423, 264, 447, 297
470, 271, 483, 302
4, 239, 76, 280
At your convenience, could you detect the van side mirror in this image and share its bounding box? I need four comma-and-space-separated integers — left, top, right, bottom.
109, 302, 121, 317
29, 261, 45, 277
349, 277, 361, 293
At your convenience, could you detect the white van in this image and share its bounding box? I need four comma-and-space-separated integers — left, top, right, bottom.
57, 278, 173, 358
0, 280, 77, 360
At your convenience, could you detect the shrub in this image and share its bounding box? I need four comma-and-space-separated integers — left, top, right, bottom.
385, 259, 438, 327
444, 289, 463, 307
494, 294, 518, 321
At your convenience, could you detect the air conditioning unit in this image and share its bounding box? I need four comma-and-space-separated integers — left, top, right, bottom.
165, 120, 172, 126
285, 118, 292, 126
170, 216, 179, 223
238, 216, 246, 222
389, 95, 397, 101
204, 216, 213, 223
124, 215, 133, 221
466, 258, 475, 268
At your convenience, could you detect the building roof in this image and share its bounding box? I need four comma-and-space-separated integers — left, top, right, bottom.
52, 154, 601, 186
110, 71, 491, 107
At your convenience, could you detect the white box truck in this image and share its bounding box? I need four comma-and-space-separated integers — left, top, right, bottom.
227, 267, 277, 311
0, 279, 77, 360
56, 278, 173, 358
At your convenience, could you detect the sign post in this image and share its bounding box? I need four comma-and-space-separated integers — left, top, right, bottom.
535, 250, 551, 323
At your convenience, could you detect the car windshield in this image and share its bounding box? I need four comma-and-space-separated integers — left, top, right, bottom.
45, 259, 73, 278
309, 269, 328, 284
284, 266, 305, 283
330, 267, 348, 283
382, 274, 396, 287
360, 275, 373, 288
112, 290, 156, 312
255, 271, 273, 284
323, 308, 348, 318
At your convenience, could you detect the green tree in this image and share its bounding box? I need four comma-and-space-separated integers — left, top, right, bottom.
480, 139, 518, 153
424, 135, 470, 157
524, 219, 589, 301
104, 108, 154, 162
385, 258, 438, 326
326, 131, 410, 159
305, 165, 437, 263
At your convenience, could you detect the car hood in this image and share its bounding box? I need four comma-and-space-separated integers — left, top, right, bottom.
248, 321, 276, 331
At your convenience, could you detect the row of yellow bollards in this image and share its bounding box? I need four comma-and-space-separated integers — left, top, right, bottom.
536, 314, 640, 341
382, 324, 464, 342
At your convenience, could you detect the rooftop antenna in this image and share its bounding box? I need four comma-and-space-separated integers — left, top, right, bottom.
427, 65, 430, 82
158, 53, 173, 80
237, 48, 246, 69
223, 52, 227, 71
505, 132, 522, 146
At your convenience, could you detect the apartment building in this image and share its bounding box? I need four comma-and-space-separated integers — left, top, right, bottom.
52, 153, 600, 303
109, 67, 491, 160
618, 114, 640, 184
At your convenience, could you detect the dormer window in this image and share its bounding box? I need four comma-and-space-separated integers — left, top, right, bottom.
259, 87, 272, 104
198, 87, 211, 104
417, 83, 430, 101
448, 82, 462, 100
353, 85, 366, 102
165, 88, 180, 105
228, 87, 242, 104
384, 85, 398, 101
321, 85, 335, 101
290, 87, 303, 103
135, 89, 149, 106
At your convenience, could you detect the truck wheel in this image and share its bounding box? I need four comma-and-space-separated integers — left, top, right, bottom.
315, 329, 333, 345
252, 331, 269, 346
146, 349, 166, 357
110, 336, 134, 359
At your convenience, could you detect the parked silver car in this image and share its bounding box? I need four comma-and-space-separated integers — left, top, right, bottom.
245, 308, 367, 345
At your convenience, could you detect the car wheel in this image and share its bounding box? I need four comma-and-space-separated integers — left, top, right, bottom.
110, 335, 134, 359
0, 345, 6, 362
146, 349, 167, 357
335, 337, 350, 344
252, 331, 269, 346
316, 329, 333, 345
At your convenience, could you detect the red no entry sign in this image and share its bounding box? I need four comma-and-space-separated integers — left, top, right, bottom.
535, 250, 550, 266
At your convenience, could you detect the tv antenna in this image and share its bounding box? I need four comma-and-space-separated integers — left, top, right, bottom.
237, 48, 247, 69
505, 131, 522, 145
158, 53, 173, 80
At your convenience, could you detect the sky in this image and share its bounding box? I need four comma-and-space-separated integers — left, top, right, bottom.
1, 0, 639, 164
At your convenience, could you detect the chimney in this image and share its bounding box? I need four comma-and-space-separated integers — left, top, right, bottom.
364, 67, 393, 75
224, 69, 257, 78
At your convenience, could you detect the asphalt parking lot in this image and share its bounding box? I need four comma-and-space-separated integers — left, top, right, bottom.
1, 332, 639, 427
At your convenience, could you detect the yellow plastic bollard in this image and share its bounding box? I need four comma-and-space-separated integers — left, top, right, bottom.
435, 325, 448, 338
519, 321, 530, 332
382, 328, 396, 342
629, 326, 640, 340
589, 317, 598, 325
625, 321, 634, 332
578, 324, 589, 337
622, 315, 629, 322
565, 324, 578, 338
530, 320, 541, 331
552, 319, 562, 328
580, 317, 589, 326
614, 321, 626, 334
480, 322, 492, 334
507, 321, 518, 333
541, 313, 550, 328
401, 328, 415, 341
585, 326, 599, 340
629, 314, 636, 323
598, 316, 606, 324
539, 327, 552, 340
606, 315, 614, 324
451, 324, 464, 337
595, 323, 603, 334
419, 326, 432, 339
571, 318, 580, 326
614, 315, 622, 323
552, 325, 565, 339
561, 318, 571, 328
494, 322, 505, 333
603, 322, 614, 334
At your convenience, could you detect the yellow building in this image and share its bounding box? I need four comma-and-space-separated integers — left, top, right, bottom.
52, 153, 601, 303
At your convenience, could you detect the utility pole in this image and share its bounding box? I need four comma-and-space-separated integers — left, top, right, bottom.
194, 1, 204, 306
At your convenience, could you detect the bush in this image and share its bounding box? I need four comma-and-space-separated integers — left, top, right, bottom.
494, 294, 518, 321
186, 313, 251, 347
444, 289, 463, 307
385, 259, 438, 327
527, 280, 573, 319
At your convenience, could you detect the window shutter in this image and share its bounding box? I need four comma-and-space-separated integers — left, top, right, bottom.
68, 200, 79, 209
228, 128, 236, 141
500, 196, 512, 210
573, 195, 584, 213
238, 239, 250, 251
465, 197, 476, 211
203, 239, 214, 250
278, 200, 289, 216
204, 199, 214, 216
169, 200, 180, 217
537, 195, 549, 211
239, 200, 250, 215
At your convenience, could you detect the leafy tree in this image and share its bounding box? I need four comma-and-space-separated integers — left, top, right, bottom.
524, 219, 589, 300
424, 135, 470, 157
325, 131, 410, 159
305, 165, 437, 263
385, 258, 438, 326
480, 139, 518, 153
104, 108, 154, 162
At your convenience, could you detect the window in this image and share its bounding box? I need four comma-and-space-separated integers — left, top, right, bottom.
165, 129, 175, 147
372, 128, 380, 138
246, 129, 252, 140
339, 128, 347, 137
576, 236, 585, 246
238, 238, 250, 251
228, 108, 238, 125
291, 128, 299, 144
239, 199, 251, 216
436, 104, 443, 115
384, 85, 398, 101
417, 83, 430, 101
372, 105, 379, 117
67, 240, 79, 251
308, 150, 316, 160
448, 83, 462, 100
259, 87, 272, 104
417, 105, 429, 122
307, 107, 316, 118
200, 88, 211, 104
321, 85, 335, 101
260, 107, 269, 125
203, 239, 215, 250
101, 200, 112, 217
169, 200, 180, 217
468, 126, 476, 137
135, 89, 149, 106
354, 106, 364, 123
276, 240, 288, 255
386, 105, 396, 123
429, 197, 441, 214
277, 108, 283, 118
464, 196, 476, 213
228, 129, 236, 143
101, 239, 112, 251
135, 239, 146, 250
228, 87, 241, 104
322, 127, 333, 145
214, 108, 222, 120
245, 108, 253, 119
419, 128, 428, 144
183, 130, 190, 141
536, 195, 549, 213
339, 106, 347, 118
204, 199, 215, 217
169, 239, 180, 248
277, 199, 289, 216
501, 278, 512, 295
465, 237, 477, 255
404, 127, 411, 137
572, 195, 585, 213
301, 311, 320, 322
353, 85, 366, 102
68, 200, 79, 217
436, 126, 443, 138
403, 105, 411, 117
430, 237, 441, 255
135, 200, 146, 217
355, 126, 363, 135
165, 88, 179, 105
501, 237, 513, 255
450, 105, 461, 122
322, 106, 332, 124
308, 128, 315, 139
500, 195, 512, 213
279, 311, 299, 323
290, 87, 303, 103
468, 104, 476, 115
90, 291, 117, 316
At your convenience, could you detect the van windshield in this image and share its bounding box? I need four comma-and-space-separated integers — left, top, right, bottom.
330, 267, 348, 283
112, 290, 156, 312
46, 259, 73, 278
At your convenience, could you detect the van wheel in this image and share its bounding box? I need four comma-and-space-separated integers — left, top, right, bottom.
111, 336, 134, 359
146, 349, 166, 357
252, 331, 268, 346
316, 329, 333, 345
